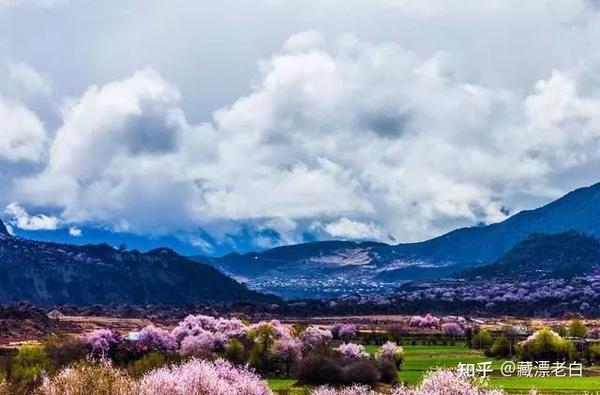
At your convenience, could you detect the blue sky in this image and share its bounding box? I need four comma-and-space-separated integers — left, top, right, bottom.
2, 0, 600, 256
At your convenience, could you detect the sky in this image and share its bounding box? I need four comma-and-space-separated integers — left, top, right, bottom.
2, 0, 600, 255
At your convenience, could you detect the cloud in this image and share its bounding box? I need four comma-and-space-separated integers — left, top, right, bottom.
7, 25, 600, 249
324, 218, 384, 240
7, 60, 52, 96
68, 226, 81, 236
5, 202, 59, 230
0, 0, 72, 11
0, 94, 47, 162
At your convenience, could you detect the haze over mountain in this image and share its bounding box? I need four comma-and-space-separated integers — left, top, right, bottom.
196, 182, 600, 298
0, 222, 277, 306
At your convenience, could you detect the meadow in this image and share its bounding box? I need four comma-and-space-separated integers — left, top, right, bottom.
268, 343, 600, 394
2, 312, 600, 394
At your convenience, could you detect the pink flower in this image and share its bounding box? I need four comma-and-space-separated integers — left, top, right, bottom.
392, 369, 505, 395
86, 329, 119, 357
139, 358, 272, 395
137, 325, 177, 353
336, 343, 369, 359
300, 326, 333, 352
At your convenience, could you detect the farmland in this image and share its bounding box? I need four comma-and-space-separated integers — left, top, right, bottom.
3, 308, 600, 394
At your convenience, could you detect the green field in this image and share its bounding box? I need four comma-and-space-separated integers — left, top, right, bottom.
268, 343, 600, 394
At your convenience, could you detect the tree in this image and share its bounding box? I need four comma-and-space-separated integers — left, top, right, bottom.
472, 329, 493, 350
490, 335, 510, 358
568, 319, 588, 338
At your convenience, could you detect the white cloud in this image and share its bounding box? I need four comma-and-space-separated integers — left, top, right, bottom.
0, 94, 47, 162
5, 202, 59, 230
6, 16, 600, 249
0, 0, 72, 11
7, 61, 52, 96
325, 218, 384, 240
68, 226, 81, 236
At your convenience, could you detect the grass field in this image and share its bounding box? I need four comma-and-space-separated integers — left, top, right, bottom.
267, 343, 600, 394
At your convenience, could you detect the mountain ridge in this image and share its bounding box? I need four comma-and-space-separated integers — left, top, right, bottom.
0, 225, 278, 306
196, 182, 600, 297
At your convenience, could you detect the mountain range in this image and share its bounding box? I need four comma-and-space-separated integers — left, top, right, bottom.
195, 182, 600, 298
0, 221, 277, 306
2, 182, 600, 303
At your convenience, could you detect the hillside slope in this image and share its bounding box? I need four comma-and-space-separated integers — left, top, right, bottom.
0, 221, 277, 306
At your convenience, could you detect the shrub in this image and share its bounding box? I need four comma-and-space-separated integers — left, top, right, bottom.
86, 329, 120, 358
179, 331, 215, 356
442, 322, 463, 338
392, 368, 506, 395
225, 338, 248, 365
299, 327, 333, 353
136, 326, 177, 354
139, 358, 271, 395
589, 343, 600, 364
296, 355, 343, 385
43, 333, 87, 369
342, 360, 380, 385
375, 341, 403, 369
376, 359, 398, 384
127, 352, 168, 378
336, 343, 369, 360
0, 374, 8, 395
519, 327, 576, 362
272, 338, 302, 375
35, 362, 137, 395
472, 329, 493, 350
568, 319, 587, 338
408, 314, 439, 328
551, 324, 567, 337
331, 324, 358, 341
11, 344, 54, 389
489, 335, 510, 358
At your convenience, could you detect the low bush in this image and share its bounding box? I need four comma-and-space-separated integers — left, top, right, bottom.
392, 368, 506, 395
139, 358, 271, 395
518, 327, 576, 362
126, 352, 168, 378
35, 362, 138, 395
489, 335, 510, 358
342, 360, 380, 385
43, 333, 87, 369
472, 329, 493, 350
10, 344, 54, 391
296, 355, 344, 385
589, 343, 600, 364
376, 360, 398, 384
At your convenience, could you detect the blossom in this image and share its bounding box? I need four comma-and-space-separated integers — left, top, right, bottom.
136, 325, 177, 353
336, 343, 370, 359
376, 341, 403, 362
442, 322, 463, 337
332, 323, 358, 341
139, 358, 272, 395
299, 326, 333, 352
86, 329, 119, 357
179, 330, 216, 356
408, 314, 440, 328
391, 369, 505, 395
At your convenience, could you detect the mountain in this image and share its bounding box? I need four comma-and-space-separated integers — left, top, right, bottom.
463, 231, 600, 279
196, 182, 600, 298
0, 221, 277, 306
